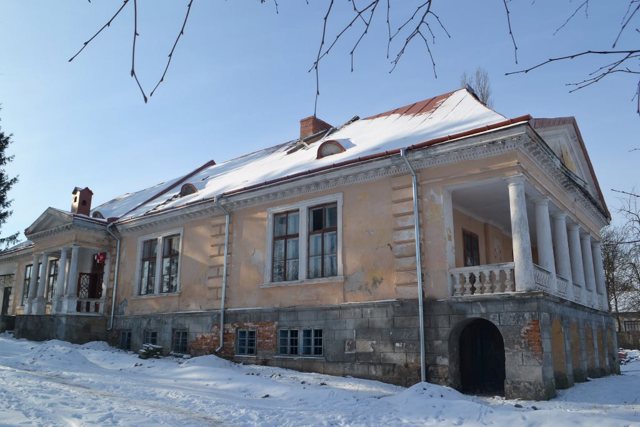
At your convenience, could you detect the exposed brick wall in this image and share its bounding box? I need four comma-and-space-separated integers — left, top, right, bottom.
522, 320, 543, 361
190, 321, 277, 358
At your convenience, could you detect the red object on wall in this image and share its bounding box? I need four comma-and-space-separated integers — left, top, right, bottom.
94, 252, 106, 265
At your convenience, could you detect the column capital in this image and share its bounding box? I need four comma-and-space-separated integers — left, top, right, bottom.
567, 222, 581, 232
552, 212, 567, 221
506, 174, 526, 187
534, 197, 550, 207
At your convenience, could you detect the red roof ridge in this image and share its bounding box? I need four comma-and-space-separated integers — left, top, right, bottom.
363, 88, 461, 120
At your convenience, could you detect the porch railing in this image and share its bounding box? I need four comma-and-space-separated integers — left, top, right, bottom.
76, 298, 102, 314
451, 262, 515, 296
450, 262, 605, 311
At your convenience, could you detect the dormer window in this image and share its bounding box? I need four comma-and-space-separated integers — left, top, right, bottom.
316, 140, 346, 159
92, 211, 105, 219
180, 183, 197, 197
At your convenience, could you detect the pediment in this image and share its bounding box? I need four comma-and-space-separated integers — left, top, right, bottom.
24, 208, 74, 237
531, 117, 607, 216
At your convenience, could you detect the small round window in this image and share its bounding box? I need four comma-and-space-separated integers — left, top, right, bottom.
317, 140, 346, 159
180, 183, 197, 197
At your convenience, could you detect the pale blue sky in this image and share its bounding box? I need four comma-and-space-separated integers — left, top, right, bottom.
0, 1, 638, 240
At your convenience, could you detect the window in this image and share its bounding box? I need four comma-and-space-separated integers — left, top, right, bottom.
302, 329, 323, 355
119, 330, 132, 350
463, 230, 480, 267
21, 264, 33, 306
272, 211, 300, 282
279, 328, 323, 356
236, 329, 256, 355
161, 234, 180, 293
139, 239, 157, 295
266, 194, 342, 284
172, 329, 188, 354
45, 259, 59, 303
143, 329, 158, 345
137, 230, 182, 295
624, 321, 640, 332
308, 204, 337, 279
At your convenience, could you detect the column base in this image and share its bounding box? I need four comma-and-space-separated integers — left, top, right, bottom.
51, 297, 64, 314
32, 297, 47, 315
62, 297, 78, 314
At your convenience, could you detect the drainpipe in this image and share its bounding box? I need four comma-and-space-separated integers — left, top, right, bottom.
400, 148, 426, 383
215, 197, 231, 352
106, 222, 121, 331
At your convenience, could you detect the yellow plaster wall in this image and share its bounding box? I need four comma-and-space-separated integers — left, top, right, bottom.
452, 209, 513, 268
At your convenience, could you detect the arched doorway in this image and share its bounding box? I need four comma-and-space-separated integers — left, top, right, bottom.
459, 319, 505, 395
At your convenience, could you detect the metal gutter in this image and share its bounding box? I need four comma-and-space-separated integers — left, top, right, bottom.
106, 222, 121, 331
400, 148, 426, 383
215, 197, 231, 353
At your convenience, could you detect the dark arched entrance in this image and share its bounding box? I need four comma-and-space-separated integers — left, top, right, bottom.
459, 319, 505, 395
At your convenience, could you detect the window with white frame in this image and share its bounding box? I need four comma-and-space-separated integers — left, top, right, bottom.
266, 194, 342, 284
137, 230, 182, 295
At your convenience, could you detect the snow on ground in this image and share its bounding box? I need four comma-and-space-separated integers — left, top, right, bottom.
0, 334, 639, 426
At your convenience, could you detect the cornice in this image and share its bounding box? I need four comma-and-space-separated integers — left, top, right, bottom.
519, 136, 608, 230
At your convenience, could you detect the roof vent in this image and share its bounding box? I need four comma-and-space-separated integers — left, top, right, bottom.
180, 183, 197, 197
317, 140, 346, 159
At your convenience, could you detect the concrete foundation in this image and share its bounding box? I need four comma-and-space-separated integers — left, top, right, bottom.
0, 315, 15, 332
14, 315, 107, 344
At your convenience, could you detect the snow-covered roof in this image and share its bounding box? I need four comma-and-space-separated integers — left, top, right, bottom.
93, 88, 508, 221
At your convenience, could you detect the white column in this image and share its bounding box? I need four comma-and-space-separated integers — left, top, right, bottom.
25, 253, 40, 314
581, 233, 596, 293
552, 213, 574, 299
63, 245, 80, 313
535, 198, 556, 275
33, 253, 49, 314
100, 252, 111, 314
592, 241, 608, 310
52, 247, 68, 314
568, 224, 585, 288
508, 175, 535, 291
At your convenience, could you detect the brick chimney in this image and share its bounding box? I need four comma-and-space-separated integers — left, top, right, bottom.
300, 116, 332, 140
71, 187, 93, 216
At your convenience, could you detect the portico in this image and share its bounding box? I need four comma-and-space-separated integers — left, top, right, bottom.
449, 173, 608, 312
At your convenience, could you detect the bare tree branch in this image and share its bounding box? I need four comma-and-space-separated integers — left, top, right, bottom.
150, 0, 195, 98
69, 0, 130, 63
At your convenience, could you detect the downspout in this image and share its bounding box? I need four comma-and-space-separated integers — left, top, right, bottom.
215, 197, 231, 352
106, 222, 121, 331
400, 148, 426, 383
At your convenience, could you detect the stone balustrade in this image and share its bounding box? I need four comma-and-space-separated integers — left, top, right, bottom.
451, 263, 515, 296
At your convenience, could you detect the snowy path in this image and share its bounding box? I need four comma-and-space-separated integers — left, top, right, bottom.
0, 335, 639, 426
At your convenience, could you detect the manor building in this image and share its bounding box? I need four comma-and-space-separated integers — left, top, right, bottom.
0, 88, 618, 399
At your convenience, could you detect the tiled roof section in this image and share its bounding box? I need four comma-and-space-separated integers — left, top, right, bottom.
364, 90, 457, 120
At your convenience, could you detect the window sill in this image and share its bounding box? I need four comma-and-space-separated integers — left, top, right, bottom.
261, 276, 344, 289
132, 292, 181, 300
273, 355, 325, 360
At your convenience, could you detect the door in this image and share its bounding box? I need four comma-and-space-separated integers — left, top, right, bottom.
1, 287, 11, 315
459, 319, 505, 395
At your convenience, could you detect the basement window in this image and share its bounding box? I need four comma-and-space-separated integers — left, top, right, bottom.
143, 329, 158, 345
278, 328, 323, 356
236, 329, 257, 355
119, 330, 132, 350
172, 329, 188, 354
